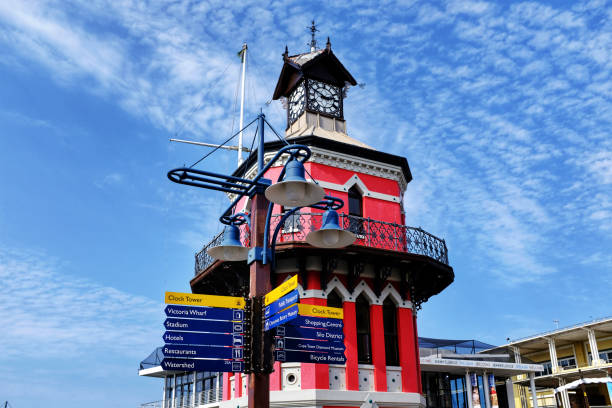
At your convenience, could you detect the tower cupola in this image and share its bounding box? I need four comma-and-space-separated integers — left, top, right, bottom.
273, 34, 358, 144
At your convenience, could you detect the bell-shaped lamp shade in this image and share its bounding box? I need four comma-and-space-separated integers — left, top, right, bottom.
207, 225, 249, 261
306, 210, 356, 248
265, 160, 325, 207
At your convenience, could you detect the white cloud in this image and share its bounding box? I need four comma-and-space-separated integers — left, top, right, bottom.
0, 247, 161, 360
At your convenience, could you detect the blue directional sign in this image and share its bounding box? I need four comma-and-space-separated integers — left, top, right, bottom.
164, 318, 243, 333
165, 305, 243, 322
279, 324, 344, 341
264, 303, 298, 331
162, 358, 243, 372
274, 349, 346, 364
287, 315, 343, 330
276, 337, 345, 353
163, 345, 243, 360
264, 289, 299, 318
163, 331, 244, 347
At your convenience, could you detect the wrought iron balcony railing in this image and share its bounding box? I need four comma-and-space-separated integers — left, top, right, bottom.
195, 213, 448, 276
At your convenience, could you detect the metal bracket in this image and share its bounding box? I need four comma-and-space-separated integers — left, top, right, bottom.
247, 247, 271, 265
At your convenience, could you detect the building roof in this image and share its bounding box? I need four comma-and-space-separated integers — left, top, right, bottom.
487, 316, 612, 354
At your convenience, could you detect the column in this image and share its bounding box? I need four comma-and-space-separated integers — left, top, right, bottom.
172, 374, 177, 408
546, 338, 559, 373
586, 329, 601, 366
192, 371, 197, 407
370, 303, 387, 391
529, 373, 538, 408
413, 313, 423, 393
344, 300, 359, 390
162, 376, 167, 408
269, 361, 282, 391
397, 307, 419, 392
216, 373, 221, 402
300, 269, 330, 390
222, 373, 231, 400
466, 372, 474, 408
483, 372, 492, 408
236, 372, 242, 398
506, 378, 516, 408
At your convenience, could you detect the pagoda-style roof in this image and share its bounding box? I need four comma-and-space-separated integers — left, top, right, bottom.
272, 46, 357, 100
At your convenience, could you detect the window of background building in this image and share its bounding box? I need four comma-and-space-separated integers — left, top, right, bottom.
536, 356, 577, 376
327, 290, 343, 309
588, 348, 612, 364
196, 372, 220, 403
356, 294, 372, 364
383, 298, 399, 366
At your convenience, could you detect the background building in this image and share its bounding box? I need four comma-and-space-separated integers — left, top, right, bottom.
487, 317, 612, 408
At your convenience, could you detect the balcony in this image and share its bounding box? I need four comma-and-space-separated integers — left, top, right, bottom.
195, 213, 448, 276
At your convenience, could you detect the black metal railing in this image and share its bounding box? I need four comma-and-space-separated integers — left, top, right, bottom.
195, 213, 448, 275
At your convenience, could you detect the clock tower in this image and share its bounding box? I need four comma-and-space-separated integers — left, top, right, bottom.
272, 37, 362, 145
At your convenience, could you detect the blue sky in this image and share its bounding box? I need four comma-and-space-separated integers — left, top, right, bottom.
1, 0, 611, 406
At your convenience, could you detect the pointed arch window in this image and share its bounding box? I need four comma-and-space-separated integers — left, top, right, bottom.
383, 298, 399, 366
356, 294, 372, 364
327, 290, 343, 309
348, 186, 365, 236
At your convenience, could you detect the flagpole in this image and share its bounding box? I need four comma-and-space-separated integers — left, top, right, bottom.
238, 43, 247, 167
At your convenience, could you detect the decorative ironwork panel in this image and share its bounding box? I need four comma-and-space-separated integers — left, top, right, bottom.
195, 213, 448, 276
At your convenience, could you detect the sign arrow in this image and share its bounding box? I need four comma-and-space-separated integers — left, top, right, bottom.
163, 345, 243, 360
164, 318, 243, 333
264, 304, 298, 331
163, 331, 243, 347
279, 324, 344, 341
274, 350, 346, 364
162, 358, 243, 373
264, 289, 299, 318
165, 305, 243, 322
275, 337, 345, 353
286, 315, 343, 331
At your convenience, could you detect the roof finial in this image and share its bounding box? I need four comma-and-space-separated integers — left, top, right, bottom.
309, 20, 318, 52
326, 36, 331, 51
283, 45, 289, 60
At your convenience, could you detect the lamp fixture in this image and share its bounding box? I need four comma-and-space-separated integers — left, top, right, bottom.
264, 159, 325, 207
306, 209, 356, 248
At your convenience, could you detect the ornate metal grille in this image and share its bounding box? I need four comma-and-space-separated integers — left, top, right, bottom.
195, 213, 448, 276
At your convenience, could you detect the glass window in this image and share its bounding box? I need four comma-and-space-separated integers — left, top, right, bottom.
348, 186, 363, 217
356, 294, 372, 364
383, 298, 399, 366
327, 290, 343, 309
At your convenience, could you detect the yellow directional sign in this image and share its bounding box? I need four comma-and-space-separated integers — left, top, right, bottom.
298, 303, 343, 319
264, 275, 298, 306
165, 292, 245, 309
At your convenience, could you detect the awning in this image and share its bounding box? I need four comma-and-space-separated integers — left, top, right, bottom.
555, 377, 612, 393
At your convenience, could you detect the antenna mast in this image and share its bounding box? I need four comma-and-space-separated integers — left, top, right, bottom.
238, 43, 247, 166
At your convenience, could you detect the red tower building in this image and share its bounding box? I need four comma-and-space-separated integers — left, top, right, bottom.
188, 41, 454, 407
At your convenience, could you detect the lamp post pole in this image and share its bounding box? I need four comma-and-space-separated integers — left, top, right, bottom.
248, 113, 271, 408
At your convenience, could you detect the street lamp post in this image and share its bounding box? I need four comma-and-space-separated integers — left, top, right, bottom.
167, 113, 355, 408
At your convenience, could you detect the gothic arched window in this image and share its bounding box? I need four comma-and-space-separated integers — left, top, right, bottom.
356, 294, 372, 364
327, 289, 343, 309
348, 186, 365, 236
383, 298, 399, 366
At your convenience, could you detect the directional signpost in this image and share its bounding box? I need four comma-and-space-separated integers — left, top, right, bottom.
161, 292, 246, 373
158, 277, 346, 376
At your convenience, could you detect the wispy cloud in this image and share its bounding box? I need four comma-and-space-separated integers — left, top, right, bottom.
0, 246, 161, 360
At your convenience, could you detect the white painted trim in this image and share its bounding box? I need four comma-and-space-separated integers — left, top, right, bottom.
240, 146, 409, 195
218, 389, 424, 408
380, 283, 412, 309
316, 174, 401, 203
300, 288, 326, 299
325, 276, 353, 302
353, 280, 380, 305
